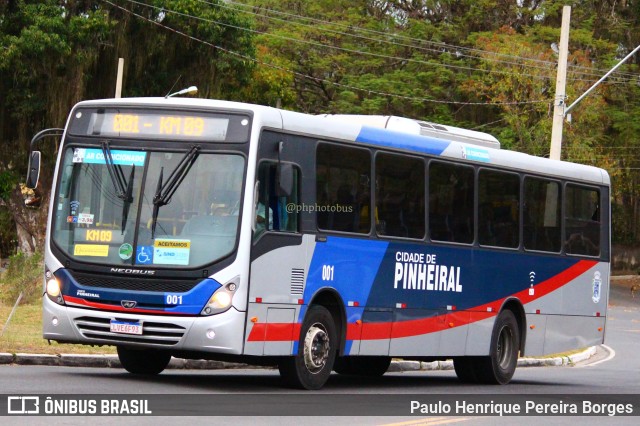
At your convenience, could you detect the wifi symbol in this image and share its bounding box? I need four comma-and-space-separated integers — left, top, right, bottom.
529, 271, 536, 284
70, 201, 80, 212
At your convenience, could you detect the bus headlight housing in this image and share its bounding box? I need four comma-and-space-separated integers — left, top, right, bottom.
201, 276, 239, 316
45, 268, 65, 305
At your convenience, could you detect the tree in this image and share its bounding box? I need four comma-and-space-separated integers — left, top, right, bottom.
0, 0, 257, 254
0, 1, 112, 254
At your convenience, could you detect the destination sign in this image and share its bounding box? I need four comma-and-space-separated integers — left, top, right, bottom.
88, 112, 230, 140
69, 107, 252, 142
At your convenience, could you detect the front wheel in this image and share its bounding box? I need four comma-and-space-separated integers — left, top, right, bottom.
117, 346, 171, 375
279, 305, 337, 390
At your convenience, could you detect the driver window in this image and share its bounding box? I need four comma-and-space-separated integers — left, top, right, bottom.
254, 162, 300, 238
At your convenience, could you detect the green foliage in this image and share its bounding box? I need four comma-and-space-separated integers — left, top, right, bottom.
0, 251, 43, 305
0, 207, 17, 258
0, 0, 640, 246
117, 0, 256, 100
0, 171, 15, 201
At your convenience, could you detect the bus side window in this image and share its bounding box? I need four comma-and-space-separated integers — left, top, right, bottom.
564, 185, 600, 256
316, 143, 371, 234
478, 169, 520, 249
255, 161, 300, 237
376, 153, 425, 239
429, 161, 474, 244
524, 178, 561, 252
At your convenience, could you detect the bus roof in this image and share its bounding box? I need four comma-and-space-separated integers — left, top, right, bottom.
318, 114, 501, 149
70, 97, 610, 186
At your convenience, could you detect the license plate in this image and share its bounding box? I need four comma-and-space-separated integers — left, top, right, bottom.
110, 320, 143, 335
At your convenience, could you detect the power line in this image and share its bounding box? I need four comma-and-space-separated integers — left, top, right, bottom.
123, 0, 566, 83
124, 0, 638, 86
103, 0, 553, 106
220, 0, 640, 83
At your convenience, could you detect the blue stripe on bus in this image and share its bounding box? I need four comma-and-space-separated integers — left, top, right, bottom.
304, 237, 585, 312
355, 126, 451, 156
56, 269, 220, 315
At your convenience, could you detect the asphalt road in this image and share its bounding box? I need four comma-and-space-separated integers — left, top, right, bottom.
0, 282, 638, 425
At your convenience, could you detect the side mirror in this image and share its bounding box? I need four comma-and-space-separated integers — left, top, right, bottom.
276, 162, 293, 197
26, 151, 41, 189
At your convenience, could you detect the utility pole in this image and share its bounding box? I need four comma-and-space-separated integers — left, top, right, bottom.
549, 5, 571, 161
115, 58, 124, 98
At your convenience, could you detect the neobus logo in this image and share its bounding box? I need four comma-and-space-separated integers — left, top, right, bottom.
110, 268, 156, 276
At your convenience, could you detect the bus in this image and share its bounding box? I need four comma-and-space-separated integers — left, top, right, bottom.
26, 97, 610, 390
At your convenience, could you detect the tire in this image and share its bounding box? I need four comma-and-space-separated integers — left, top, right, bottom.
279, 305, 337, 390
453, 357, 479, 383
117, 346, 171, 375
476, 309, 520, 384
333, 356, 391, 377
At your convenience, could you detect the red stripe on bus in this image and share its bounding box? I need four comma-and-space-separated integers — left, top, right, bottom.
247, 259, 598, 342
248, 323, 302, 342
64, 296, 189, 315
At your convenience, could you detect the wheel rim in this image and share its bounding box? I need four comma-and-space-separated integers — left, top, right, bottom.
303, 322, 330, 374
496, 325, 514, 370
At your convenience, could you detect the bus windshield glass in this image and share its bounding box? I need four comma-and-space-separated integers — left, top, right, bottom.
51, 146, 244, 268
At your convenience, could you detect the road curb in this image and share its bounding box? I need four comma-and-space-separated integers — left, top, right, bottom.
387, 346, 597, 371
517, 346, 597, 368
60, 354, 120, 368
13, 353, 60, 366
0, 346, 597, 371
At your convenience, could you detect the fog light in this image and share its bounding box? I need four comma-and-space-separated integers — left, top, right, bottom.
52, 317, 59, 327
206, 329, 216, 340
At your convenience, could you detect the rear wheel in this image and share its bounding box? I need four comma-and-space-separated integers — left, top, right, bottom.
117, 346, 171, 375
334, 356, 391, 377
476, 310, 520, 384
279, 305, 337, 390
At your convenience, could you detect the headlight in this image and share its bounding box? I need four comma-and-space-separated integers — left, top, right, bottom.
46, 278, 61, 297
45, 267, 65, 305
201, 276, 239, 316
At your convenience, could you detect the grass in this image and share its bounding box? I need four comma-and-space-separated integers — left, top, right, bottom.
0, 251, 43, 306
0, 302, 114, 355
0, 253, 113, 355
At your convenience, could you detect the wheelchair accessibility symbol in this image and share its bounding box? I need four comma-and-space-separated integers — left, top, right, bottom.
136, 246, 153, 265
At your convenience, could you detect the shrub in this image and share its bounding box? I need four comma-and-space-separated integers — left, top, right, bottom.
0, 251, 43, 305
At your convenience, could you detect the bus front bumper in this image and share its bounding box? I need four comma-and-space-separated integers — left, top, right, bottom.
42, 295, 246, 355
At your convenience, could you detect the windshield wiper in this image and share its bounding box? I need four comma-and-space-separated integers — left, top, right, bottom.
101, 141, 136, 234
101, 140, 128, 200
121, 166, 135, 234
150, 145, 200, 238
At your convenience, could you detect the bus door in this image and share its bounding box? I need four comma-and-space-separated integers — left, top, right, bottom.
247, 156, 303, 356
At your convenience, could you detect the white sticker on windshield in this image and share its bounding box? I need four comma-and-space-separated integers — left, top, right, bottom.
77, 213, 94, 225
153, 239, 190, 266
73, 148, 86, 163
72, 148, 146, 166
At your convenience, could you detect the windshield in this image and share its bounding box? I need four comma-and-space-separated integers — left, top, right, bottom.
52, 146, 245, 268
